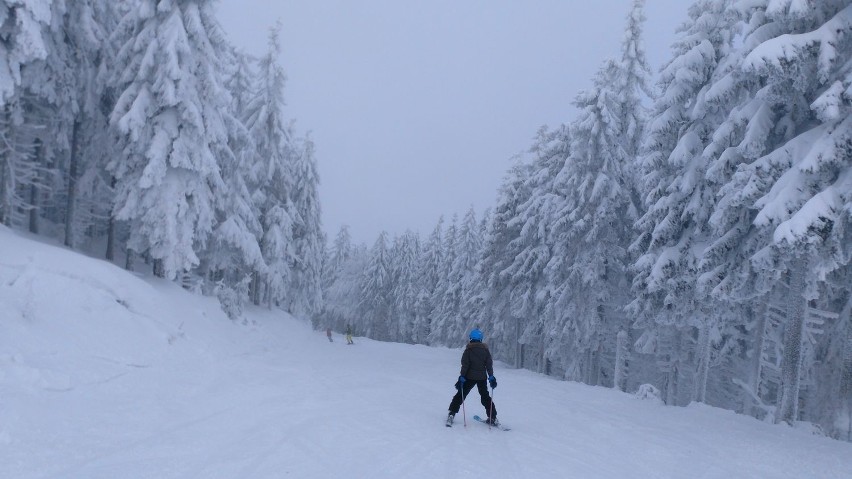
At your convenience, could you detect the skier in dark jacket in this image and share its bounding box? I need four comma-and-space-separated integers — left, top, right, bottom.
446, 328, 498, 426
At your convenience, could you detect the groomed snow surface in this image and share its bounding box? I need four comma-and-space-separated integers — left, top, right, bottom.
2, 226, 851, 479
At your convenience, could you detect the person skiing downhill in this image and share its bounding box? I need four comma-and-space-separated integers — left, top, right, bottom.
446, 328, 498, 426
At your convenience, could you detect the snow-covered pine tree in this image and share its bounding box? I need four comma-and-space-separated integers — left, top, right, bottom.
545, 0, 648, 387
617, 0, 653, 162
545, 51, 642, 385
58, 0, 116, 249
427, 215, 458, 345
0, 0, 55, 106
286, 134, 324, 317
446, 207, 483, 346
360, 231, 391, 341
195, 20, 264, 297
390, 230, 420, 343
243, 23, 297, 305
108, 0, 232, 280
412, 217, 444, 344
0, 0, 62, 228
476, 157, 533, 365
319, 228, 366, 334
629, 0, 739, 405
706, 0, 852, 425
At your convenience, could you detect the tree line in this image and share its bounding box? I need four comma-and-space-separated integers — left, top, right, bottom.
320, 0, 852, 440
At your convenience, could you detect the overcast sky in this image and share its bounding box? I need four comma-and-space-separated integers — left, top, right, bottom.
216, 0, 690, 245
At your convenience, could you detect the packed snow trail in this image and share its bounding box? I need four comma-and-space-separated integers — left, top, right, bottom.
2, 226, 851, 478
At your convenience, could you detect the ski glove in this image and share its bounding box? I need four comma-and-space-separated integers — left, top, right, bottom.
489, 376, 497, 388
454, 376, 466, 390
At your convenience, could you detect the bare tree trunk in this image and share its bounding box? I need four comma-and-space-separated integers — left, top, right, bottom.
153, 258, 165, 279
125, 248, 134, 272
0, 104, 12, 226
64, 119, 81, 247
614, 329, 629, 392
694, 319, 712, 404
777, 256, 808, 424
28, 139, 43, 234
748, 302, 768, 416
105, 177, 117, 261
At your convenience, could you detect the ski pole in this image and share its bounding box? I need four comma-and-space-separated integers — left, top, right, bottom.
488, 382, 495, 431
460, 382, 467, 427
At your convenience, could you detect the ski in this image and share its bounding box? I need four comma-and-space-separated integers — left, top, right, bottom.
473, 415, 511, 431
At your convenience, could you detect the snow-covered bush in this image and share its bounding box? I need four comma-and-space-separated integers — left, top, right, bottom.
635, 384, 663, 405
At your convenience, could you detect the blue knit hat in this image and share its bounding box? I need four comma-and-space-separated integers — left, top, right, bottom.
469, 329, 483, 341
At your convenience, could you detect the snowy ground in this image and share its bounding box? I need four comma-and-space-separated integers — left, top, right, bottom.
2, 225, 851, 479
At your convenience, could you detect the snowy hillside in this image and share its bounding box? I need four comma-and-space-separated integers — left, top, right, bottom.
1, 225, 851, 479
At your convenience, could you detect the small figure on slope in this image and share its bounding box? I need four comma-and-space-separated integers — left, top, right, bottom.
446, 328, 498, 427
326, 327, 333, 343
346, 324, 354, 345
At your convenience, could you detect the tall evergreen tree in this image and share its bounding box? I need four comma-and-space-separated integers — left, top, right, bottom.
413, 217, 444, 344
287, 134, 324, 317
108, 0, 232, 279
243, 24, 297, 305
360, 231, 391, 341
705, 0, 852, 425
629, 0, 739, 405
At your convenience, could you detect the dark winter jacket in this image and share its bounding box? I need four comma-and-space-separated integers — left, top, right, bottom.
459, 342, 494, 381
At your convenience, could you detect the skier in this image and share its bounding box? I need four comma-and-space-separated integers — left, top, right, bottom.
446, 328, 498, 426
346, 324, 354, 345
326, 327, 333, 342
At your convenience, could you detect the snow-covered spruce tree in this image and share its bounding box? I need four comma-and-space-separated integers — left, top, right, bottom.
390, 230, 420, 343
0, 0, 60, 227
286, 134, 324, 318
498, 126, 568, 373
323, 224, 352, 291
319, 229, 366, 334
0, 87, 38, 229
62, 1, 121, 250
628, 0, 740, 405
545, 56, 640, 386
428, 214, 459, 346
200, 50, 264, 300
617, 0, 653, 162
243, 24, 297, 306
445, 207, 483, 347
108, 0, 232, 280
0, 0, 56, 107
412, 217, 444, 344
475, 157, 534, 366
360, 231, 392, 341
705, 0, 852, 427
544, 0, 649, 387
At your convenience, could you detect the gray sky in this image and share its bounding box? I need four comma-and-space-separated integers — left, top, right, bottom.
216, 0, 689, 245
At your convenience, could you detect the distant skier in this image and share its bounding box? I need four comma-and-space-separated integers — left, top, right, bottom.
446, 328, 498, 427
346, 324, 354, 345
326, 327, 333, 342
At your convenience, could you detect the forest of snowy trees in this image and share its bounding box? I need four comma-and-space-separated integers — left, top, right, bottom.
320, 0, 852, 440
0, 1, 324, 317
2, 0, 850, 442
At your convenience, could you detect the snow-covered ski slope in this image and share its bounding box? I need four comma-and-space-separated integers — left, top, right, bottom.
2, 225, 851, 479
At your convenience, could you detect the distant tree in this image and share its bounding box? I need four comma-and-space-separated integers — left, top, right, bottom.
360, 231, 391, 341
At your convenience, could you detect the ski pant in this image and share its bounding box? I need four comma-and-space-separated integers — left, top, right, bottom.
448, 379, 496, 419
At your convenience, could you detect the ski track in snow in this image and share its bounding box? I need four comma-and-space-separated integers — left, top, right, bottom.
2, 226, 852, 478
